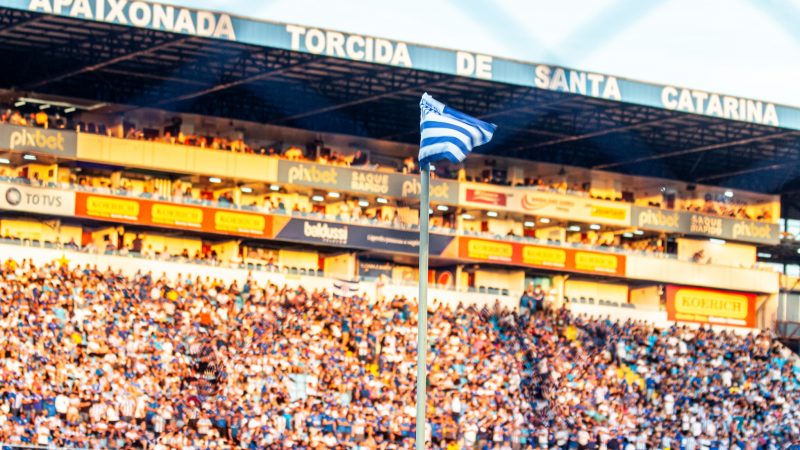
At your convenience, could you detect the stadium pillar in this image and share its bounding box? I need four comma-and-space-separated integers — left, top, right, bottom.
416, 163, 431, 450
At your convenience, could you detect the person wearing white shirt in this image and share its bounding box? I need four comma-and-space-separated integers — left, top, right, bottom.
451, 394, 462, 422
55, 393, 69, 417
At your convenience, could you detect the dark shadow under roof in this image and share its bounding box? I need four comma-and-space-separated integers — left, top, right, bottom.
0, 7, 798, 197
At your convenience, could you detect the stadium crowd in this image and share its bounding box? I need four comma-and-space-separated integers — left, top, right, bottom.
0, 105, 774, 222
1, 172, 674, 262
0, 256, 797, 449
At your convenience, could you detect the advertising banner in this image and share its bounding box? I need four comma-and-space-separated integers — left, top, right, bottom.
458, 237, 626, 276
276, 160, 459, 204
0, 181, 76, 216
272, 217, 455, 256
458, 183, 631, 226
358, 259, 394, 279
631, 206, 779, 245
665, 285, 757, 328
0, 124, 78, 157
74, 193, 271, 238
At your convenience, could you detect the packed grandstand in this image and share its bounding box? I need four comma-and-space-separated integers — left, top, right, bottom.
1, 1, 800, 450
0, 254, 798, 449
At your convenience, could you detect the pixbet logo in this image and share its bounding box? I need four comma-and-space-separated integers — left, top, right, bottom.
637, 209, 680, 229
287, 164, 338, 186
732, 222, 773, 241
401, 178, 450, 200
9, 129, 65, 152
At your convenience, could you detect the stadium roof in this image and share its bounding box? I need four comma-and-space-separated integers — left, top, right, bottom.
1, 0, 799, 196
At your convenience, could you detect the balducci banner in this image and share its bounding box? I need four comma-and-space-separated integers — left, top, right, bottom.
0, 124, 77, 157
665, 285, 756, 328
271, 217, 456, 256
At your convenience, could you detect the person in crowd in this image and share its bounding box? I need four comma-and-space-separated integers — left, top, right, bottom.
0, 256, 797, 448
351, 150, 368, 166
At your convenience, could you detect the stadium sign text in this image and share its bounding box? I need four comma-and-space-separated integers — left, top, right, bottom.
286, 25, 412, 67
661, 86, 779, 127
0, 182, 76, 216
351, 172, 389, 195
0, 123, 77, 157
401, 178, 451, 201
303, 221, 349, 245
287, 164, 338, 186
534, 65, 621, 100
10, 128, 65, 152
27, 0, 236, 40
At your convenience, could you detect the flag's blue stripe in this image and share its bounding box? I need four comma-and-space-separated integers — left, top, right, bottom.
420, 121, 476, 146
421, 137, 470, 159
442, 105, 497, 137
420, 149, 462, 166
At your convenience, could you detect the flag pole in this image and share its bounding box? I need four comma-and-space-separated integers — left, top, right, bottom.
415, 161, 431, 450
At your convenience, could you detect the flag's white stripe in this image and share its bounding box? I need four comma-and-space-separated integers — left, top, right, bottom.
422, 111, 490, 145
421, 127, 473, 149
424, 104, 493, 144
419, 142, 466, 161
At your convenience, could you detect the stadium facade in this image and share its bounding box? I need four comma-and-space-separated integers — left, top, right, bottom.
0, 0, 798, 335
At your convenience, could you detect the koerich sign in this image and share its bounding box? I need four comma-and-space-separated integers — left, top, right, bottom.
28, 0, 236, 40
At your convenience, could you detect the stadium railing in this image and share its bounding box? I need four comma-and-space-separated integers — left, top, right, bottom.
0, 176, 776, 272
0, 445, 84, 450
0, 237, 519, 297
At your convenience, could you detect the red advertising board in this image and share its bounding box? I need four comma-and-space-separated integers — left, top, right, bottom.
665, 285, 757, 328
457, 237, 626, 276
465, 188, 507, 206
74, 193, 271, 238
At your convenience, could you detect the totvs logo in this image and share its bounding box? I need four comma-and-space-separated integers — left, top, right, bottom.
9, 129, 66, 152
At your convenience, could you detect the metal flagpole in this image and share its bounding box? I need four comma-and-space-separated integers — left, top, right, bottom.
415, 162, 431, 450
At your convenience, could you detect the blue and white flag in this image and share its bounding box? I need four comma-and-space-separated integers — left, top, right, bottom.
419, 92, 497, 165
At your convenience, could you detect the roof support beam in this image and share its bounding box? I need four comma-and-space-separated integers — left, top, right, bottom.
0, 13, 43, 36
25, 36, 190, 89
593, 131, 799, 170
271, 75, 453, 124
151, 52, 319, 106
695, 163, 791, 182
524, 114, 683, 149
